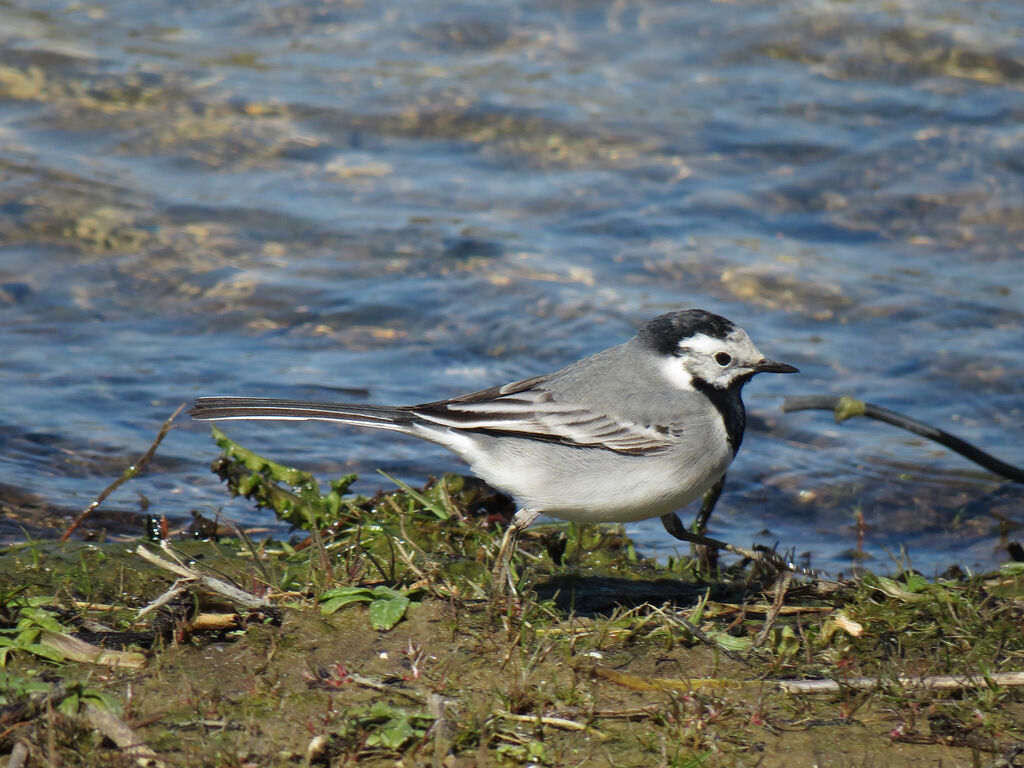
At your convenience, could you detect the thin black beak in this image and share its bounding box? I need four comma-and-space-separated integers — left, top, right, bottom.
752, 358, 799, 374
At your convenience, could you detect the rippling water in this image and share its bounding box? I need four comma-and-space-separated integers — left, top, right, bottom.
2, 0, 1022, 575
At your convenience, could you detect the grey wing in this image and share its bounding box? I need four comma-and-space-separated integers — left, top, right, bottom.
410, 376, 679, 455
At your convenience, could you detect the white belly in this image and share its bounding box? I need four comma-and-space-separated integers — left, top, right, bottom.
455, 430, 734, 524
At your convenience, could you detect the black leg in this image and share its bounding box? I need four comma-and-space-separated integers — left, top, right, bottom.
660, 511, 733, 551
693, 474, 726, 571
660, 511, 811, 579
694, 474, 726, 536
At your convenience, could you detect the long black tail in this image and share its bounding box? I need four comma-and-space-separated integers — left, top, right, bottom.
189, 397, 414, 432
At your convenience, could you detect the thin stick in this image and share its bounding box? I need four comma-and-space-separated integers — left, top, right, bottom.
40, 631, 147, 669
82, 701, 164, 767
782, 395, 1024, 483
753, 571, 793, 648
777, 671, 1024, 694
135, 544, 274, 612
61, 404, 186, 541
135, 579, 194, 620
496, 711, 588, 731
6, 742, 27, 768
704, 602, 834, 617
348, 673, 426, 704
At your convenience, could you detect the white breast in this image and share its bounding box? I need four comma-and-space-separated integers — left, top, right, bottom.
444, 415, 733, 524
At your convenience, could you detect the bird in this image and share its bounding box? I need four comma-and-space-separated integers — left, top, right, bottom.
190, 309, 798, 593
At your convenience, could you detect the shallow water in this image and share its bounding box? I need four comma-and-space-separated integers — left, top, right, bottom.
1, 0, 1022, 575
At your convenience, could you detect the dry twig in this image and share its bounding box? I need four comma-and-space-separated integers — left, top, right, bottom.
777, 671, 1024, 694
135, 543, 274, 613
783, 395, 1024, 483
61, 404, 186, 541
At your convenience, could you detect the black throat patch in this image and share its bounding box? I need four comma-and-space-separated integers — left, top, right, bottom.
691, 375, 751, 455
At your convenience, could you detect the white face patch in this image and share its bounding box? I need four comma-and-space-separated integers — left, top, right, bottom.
658, 354, 698, 391
674, 330, 767, 389
677, 332, 730, 358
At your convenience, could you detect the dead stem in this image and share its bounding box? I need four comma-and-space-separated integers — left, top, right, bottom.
61, 404, 186, 541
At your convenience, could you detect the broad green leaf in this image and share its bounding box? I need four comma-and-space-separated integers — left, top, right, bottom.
902, 573, 930, 593
82, 689, 122, 714
16, 628, 40, 645
368, 701, 396, 719
25, 642, 65, 663
320, 587, 375, 615
376, 716, 415, 750
19, 608, 66, 633
712, 632, 752, 653
369, 586, 405, 601
874, 576, 923, 602
57, 692, 81, 716
368, 596, 410, 631
320, 586, 375, 600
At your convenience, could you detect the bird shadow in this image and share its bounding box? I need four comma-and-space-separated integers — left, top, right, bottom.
530, 572, 754, 618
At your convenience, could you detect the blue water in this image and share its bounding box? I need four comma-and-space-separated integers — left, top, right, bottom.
2, 0, 1022, 575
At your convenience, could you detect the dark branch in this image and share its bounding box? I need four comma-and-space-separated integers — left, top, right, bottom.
782, 395, 1024, 484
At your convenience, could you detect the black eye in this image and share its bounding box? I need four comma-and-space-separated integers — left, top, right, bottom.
714, 352, 732, 367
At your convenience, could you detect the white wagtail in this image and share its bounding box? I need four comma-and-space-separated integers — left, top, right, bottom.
191, 309, 798, 590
